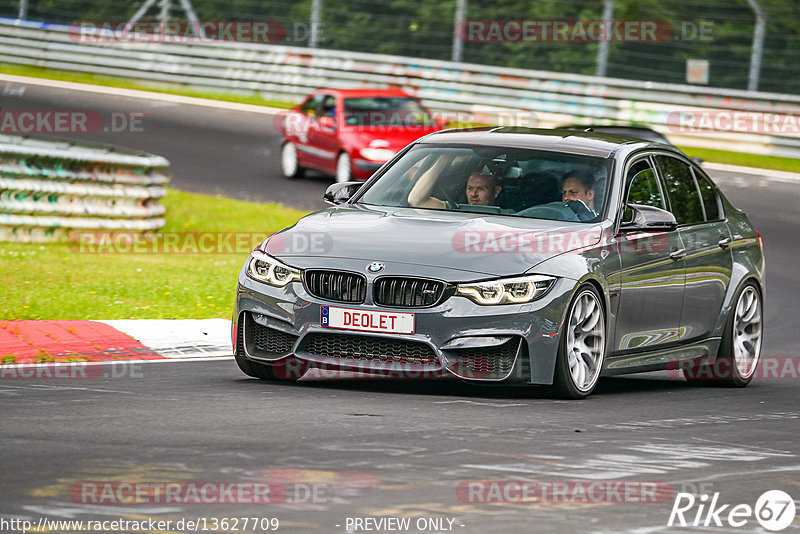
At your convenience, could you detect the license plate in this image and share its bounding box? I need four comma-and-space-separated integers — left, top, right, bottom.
320, 306, 415, 334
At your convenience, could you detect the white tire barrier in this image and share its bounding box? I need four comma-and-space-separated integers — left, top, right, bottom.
0, 132, 169, 242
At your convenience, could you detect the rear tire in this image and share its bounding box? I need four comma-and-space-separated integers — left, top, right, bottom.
551, 285, 606, 399
682, 281, 762, 387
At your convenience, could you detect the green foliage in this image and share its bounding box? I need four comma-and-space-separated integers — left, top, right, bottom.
0, 0, 798, 92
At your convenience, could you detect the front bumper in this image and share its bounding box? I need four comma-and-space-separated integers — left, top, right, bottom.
233, 267, 573, 385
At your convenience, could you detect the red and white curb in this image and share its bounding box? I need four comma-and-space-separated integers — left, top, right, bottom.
102, 319, 232, 358
0, 319, 232, 364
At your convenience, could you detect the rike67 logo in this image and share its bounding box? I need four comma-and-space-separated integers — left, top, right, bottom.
668, 490, 796, 531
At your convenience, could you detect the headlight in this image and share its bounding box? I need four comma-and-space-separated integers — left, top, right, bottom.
359, 148, 395, 162
456, 275, 556, 305
246, 251, 301, 287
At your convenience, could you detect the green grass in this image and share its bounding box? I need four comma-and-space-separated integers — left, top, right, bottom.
0, 63, 296, 109
677, 146, 800, 173
0, 189, 309, 320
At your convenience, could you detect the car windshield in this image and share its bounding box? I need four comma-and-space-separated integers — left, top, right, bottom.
357, 144, 612, 222
343, 97, 436, 127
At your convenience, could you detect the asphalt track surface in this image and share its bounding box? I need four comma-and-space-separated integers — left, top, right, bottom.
2, 81, 800, 533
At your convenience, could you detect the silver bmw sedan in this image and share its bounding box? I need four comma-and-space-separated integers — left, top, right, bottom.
232, 128, 764, 399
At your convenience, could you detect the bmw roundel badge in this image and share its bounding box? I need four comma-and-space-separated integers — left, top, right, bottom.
367, 262, 385, 273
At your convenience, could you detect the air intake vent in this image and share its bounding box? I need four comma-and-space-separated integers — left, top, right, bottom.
302, 333, 437, 366
443, 338, 521, 380
374, 277, 446, 307
304, 270, 366, 303
252, 322, 298, 354
243, 313, 298, 358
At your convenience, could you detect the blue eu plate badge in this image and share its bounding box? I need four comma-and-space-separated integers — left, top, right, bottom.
320, 305, 329, 326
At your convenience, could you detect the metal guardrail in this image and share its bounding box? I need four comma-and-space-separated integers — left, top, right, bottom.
0, 133, 169, 241
1, 18, 799, 158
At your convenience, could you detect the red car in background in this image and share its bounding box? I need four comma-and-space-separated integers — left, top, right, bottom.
280, 89, 442, 183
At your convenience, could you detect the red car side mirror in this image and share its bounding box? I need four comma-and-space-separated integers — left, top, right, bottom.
319, 116, 336, 129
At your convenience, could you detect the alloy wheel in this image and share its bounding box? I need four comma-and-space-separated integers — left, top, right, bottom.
732, 285, 762, 379
566, 290, 605, 392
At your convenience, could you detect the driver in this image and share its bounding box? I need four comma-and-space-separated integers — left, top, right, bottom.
465, 172, 502, 206
408, 154, 502, 208
561, 172, 596, 213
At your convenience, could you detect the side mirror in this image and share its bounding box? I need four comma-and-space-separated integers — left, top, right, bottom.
620, 204, 678, 231
318, 115, 335, 129
323, 181, 362, 205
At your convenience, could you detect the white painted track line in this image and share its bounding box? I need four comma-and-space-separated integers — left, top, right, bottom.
702, 161, 800, 181
0, 73, 286, 115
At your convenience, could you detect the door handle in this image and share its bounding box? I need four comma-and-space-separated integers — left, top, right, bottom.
718, 237, 732, 248
670, 248, 686, 260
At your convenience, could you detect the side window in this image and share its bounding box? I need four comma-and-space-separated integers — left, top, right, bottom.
300, 95, 322, 116
316, 95, 337, 119
623, 158, 664, 223
693, 169, 721, 221
655, 155, 704, 225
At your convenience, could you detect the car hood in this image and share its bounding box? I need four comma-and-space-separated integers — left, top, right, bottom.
264, 205, 603, 279
341, 127, 439, 152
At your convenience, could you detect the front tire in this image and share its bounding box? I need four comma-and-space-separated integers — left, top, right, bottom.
234, 354, 309, 381
551, 285, 606, 399
281, 142, 303, 179
683, 281, 763, 387
336, 152, 352, 183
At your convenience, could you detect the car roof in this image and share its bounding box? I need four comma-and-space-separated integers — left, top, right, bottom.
313, 88, 415, 98
417, 127, 653, 158
560, 125, 670, 143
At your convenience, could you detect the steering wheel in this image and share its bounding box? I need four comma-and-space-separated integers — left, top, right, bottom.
565, 199, 596, 221
515, 202, 578, 221
432, 183, 456, 207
